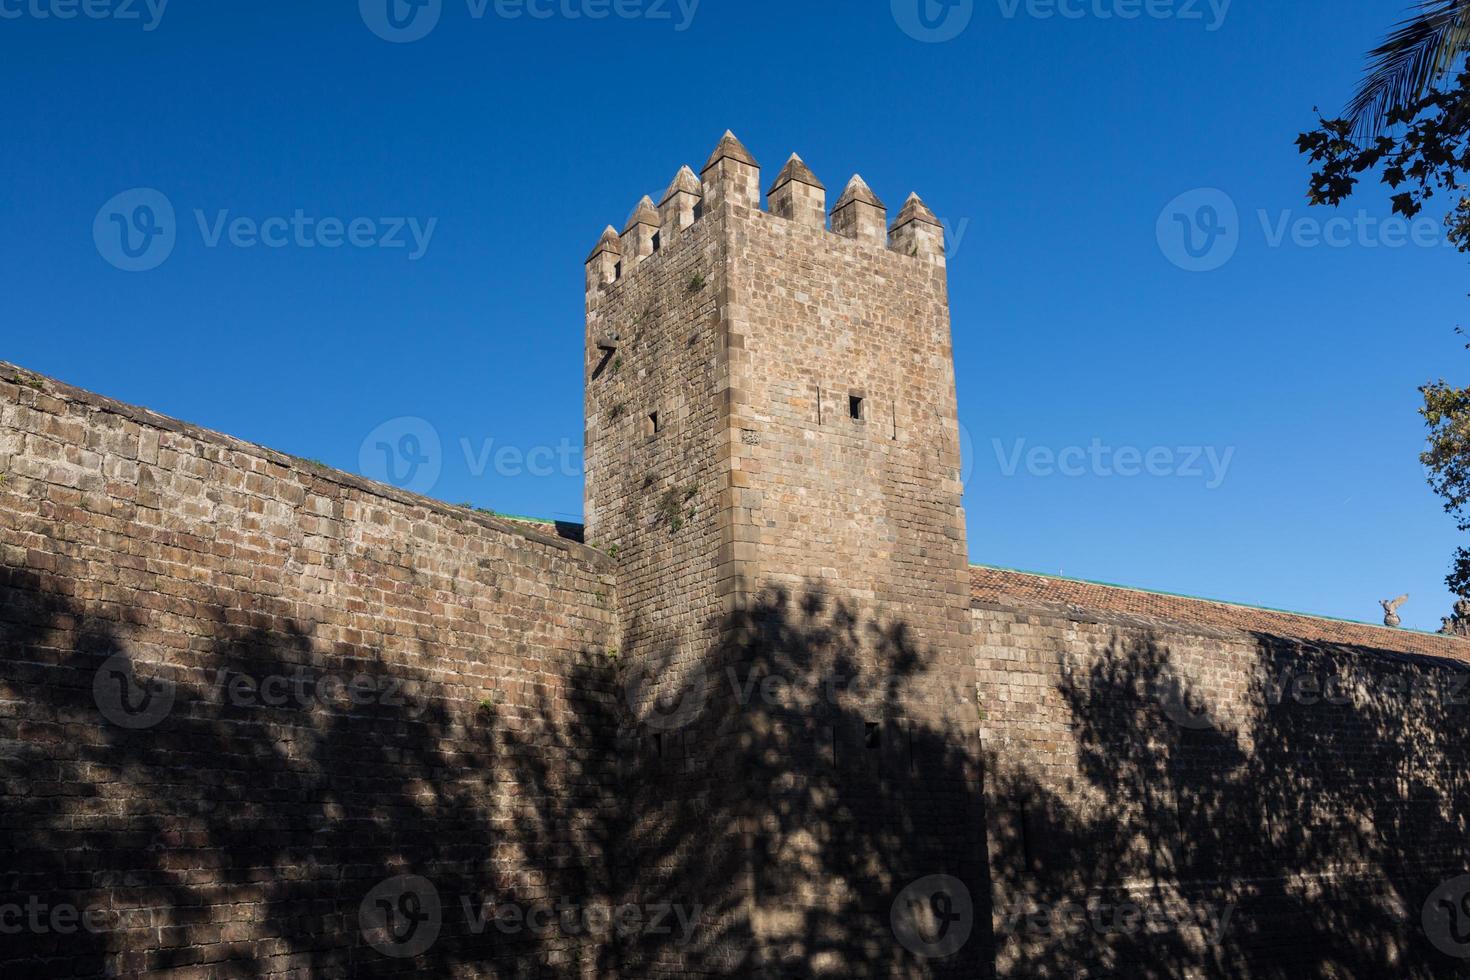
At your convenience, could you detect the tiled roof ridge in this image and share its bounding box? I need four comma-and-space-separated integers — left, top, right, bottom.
971, 563, 1470, 662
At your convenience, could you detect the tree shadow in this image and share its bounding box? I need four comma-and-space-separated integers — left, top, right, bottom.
614, 584, 993, 978
1, 561, 622, 978
982, 627, 1470, 978
8, 552, 1470, 978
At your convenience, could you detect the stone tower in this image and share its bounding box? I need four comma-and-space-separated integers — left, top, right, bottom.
585, 133, 986, 977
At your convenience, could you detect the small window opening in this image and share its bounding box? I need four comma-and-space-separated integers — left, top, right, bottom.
849, 395, 864, 420
647, 412, 661, 436
614, 261, 622, 280
651, 231, 662, 253
864, 722, 881, 750
693, 201, 704, 222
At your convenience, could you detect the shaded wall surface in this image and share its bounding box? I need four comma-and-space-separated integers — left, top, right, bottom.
973, 566, 1470, 978
0, 364, 623, 978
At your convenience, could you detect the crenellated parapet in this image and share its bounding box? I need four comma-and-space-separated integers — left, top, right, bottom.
700, 129, 761, 212
659, 164, 703, 239
584, 131, 948, 304
831, 174, 887, 246
584, 225, 621, 300
768, 153, 826, 229
889, 191, 946, 264
620, 195, 661, 270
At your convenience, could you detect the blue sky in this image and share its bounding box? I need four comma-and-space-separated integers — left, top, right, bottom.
3, 0, 1466, 631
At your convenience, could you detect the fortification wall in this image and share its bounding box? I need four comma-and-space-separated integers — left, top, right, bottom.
718, 172, 985, 975
579, 133, 987, 978
0, 364, 622, 979
974, 592, 1470, 978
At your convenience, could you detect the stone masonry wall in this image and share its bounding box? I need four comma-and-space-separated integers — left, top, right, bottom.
0, 364, 622, 979
582, 187, 754, 975
715, 170, 985, 975
975, 597, 1470, 978
583, 194, 729, 742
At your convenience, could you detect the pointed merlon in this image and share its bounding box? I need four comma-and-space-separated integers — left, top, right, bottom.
892, 192, 941, 228
768, 153, 825, 195
833, 174, 885, 212
586, 225, 622, 262
660, 165, 703, 205
623, 195, 661, 233
702, 130, 759, 173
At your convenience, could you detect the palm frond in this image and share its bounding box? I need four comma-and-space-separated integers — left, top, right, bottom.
1347, 0, 1470, 135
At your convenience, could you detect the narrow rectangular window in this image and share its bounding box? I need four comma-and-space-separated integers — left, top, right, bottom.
651, 231, 662, 253
614, 261, 622, 280
849, 395, 864, 420
647, 412, 661, 436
